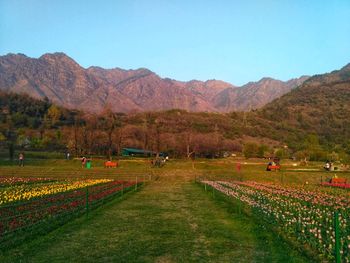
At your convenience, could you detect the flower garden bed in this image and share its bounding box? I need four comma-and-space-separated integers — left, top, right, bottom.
0, 177, 141, 248
201, 180, 350, 262
0, 176, 54, 186
0, 178, 112, 205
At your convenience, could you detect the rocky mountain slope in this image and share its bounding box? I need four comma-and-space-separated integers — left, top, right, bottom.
213, 76, 309, 111
0, 52, 307, 113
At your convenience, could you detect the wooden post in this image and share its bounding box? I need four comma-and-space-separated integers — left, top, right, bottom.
86, 187, 89, 218
238, 198, 241, 215
334, 211, 341, 263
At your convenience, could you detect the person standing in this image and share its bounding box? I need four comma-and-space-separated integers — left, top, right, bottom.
81, 156, 86, 168
19, 152, 24, 167
324, 161, 330, 171
236, 162, 241, 172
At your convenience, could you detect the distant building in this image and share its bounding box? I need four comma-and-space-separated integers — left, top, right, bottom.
121, 148, 167, 157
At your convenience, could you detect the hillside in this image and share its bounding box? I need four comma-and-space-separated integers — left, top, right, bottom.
256, 63, 350, 150
213, 77, 309, 111
0, 91, 273, 158
0, 53, 307, 113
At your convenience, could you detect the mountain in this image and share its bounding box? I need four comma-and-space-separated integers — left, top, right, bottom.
256, 63, 350, 148
213, 76, 309, 111
0, 52, 308, 113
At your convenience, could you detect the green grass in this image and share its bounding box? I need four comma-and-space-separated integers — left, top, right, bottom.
1, 177, 309, 262
0, 157, 347, 262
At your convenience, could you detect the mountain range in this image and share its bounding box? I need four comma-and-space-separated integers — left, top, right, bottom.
0, 53, 308, 113
1, 56, 350, 153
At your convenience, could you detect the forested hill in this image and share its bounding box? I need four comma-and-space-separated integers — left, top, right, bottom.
256, 63, 350, 151
0, 92, 79, 129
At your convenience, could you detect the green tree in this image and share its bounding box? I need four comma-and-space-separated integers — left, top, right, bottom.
275, 148, 290, 159
46, 105, 61, 127
257, 144, 269, 158
243, 142, 259, 159
303, 134, 321, 151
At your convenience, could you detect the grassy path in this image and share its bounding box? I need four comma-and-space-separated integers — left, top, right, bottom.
1, 169, 311, 262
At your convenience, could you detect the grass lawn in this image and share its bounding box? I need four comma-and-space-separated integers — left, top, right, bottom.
0, 158, 322, 262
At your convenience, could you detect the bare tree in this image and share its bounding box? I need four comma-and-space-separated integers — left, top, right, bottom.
100, 107, 123, 159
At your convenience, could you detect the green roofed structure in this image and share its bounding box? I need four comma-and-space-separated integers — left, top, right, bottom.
121, 148, 167, 157
122, 148, 154, 157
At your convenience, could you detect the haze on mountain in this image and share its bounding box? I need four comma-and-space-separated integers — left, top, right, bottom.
0, 53, 308, 113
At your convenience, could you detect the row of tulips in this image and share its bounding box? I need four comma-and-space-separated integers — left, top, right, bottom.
0, 179, 112, 205
0, 179, 139, 247
202, 180, 350, 262
0, 177, 54, 186
236, 181, 350, 208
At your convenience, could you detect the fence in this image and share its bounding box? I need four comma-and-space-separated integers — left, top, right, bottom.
0, 177, 147, 249
198, 179, 350, 262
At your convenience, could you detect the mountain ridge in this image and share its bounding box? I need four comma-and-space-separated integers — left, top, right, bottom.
0, 52, 309, 113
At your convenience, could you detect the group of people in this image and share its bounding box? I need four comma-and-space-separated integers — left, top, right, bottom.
150, 156, 169, 168
81, 156, 92, 168
16, 151, 171, 169
266, 158, 280, 171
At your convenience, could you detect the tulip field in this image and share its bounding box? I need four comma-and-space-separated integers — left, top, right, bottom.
0, 176, 141, 248
201, 180, 350, 262
2, 158, 350, 262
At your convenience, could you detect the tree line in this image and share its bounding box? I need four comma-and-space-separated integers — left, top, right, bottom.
0, 92, 349, 162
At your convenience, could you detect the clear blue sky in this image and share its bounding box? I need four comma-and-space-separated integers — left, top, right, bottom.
1, 0, 350, 85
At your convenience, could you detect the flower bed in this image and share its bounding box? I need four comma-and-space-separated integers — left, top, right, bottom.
202, 180, 350, 262
0, 177, 54, 186
0, 179, 112, 205
0, 179, 139, 247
